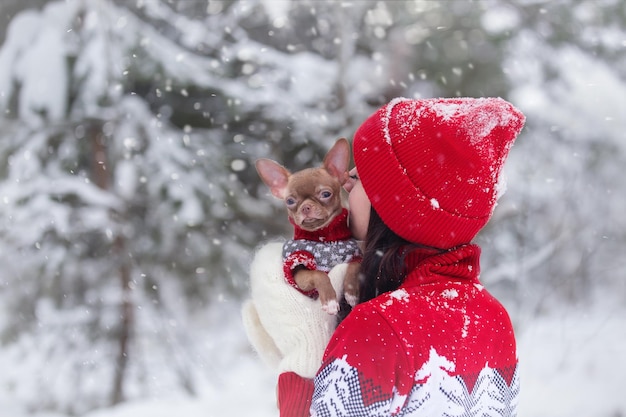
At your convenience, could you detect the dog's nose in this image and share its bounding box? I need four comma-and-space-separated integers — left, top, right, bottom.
301, 204, 311, 214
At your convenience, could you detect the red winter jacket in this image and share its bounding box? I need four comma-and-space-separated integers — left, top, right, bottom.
278, 244, 519, 416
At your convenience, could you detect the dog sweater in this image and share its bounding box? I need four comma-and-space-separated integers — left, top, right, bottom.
282, 208, 361, 298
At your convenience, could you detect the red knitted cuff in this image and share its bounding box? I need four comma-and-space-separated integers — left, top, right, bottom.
278, 371, 314, 417
283, 251, 318, 298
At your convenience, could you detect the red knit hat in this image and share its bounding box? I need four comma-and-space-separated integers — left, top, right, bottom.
353, 97, 525, 249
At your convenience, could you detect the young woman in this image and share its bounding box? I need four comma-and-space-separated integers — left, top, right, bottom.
273, 97, 525, 416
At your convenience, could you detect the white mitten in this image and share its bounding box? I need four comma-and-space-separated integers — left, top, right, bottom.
241, 241, 348, 378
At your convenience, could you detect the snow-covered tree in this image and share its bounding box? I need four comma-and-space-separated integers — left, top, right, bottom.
0, 0, 405, 412
476, 0, 626, 315
0, 0, 230, 411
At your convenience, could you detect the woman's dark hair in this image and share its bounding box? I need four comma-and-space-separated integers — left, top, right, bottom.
358, 208, 445, 304
337, 206, 446, 321
358, 209, 411, 303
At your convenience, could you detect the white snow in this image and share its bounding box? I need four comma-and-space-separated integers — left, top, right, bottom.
1, 301, 623, 417
517, 304, 626, 417
441, 288, 458, 300
0, 1, 624, 416
390, 288, 410, 302
481, 5, 521, 35
382, 97, 409, 145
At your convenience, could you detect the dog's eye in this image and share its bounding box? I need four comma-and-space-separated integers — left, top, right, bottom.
285, 197, 296, 206
320, 191, 332, 199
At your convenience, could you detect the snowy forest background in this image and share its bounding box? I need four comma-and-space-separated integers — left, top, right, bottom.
0, 0, 624, 416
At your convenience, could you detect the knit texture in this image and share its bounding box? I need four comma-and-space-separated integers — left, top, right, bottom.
282, 209, 362, 298
242, 242, 349, 378
279, 245, 519, 416
353, 97, 525, 248
278, 372, 314, 417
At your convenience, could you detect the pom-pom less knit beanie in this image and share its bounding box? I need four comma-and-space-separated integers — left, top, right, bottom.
353, 97, 525, 249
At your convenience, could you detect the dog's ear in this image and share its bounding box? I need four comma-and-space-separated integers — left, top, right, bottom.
323, 138, 350, 184
256, 158, 291, 199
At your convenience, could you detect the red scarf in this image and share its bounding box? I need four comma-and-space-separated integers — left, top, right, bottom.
402, 244, 481, 288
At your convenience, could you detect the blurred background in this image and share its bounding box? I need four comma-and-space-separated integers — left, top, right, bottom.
0, 0, 624, 416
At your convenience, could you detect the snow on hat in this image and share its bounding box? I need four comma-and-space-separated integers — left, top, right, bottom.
353, 97, 525, 249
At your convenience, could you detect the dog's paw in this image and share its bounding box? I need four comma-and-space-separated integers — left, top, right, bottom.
345, 292, 358, 308
322, 299, 339, 315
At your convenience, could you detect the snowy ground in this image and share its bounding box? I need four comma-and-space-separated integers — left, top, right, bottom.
516, 303, 626, 417
2, 301, 625, 417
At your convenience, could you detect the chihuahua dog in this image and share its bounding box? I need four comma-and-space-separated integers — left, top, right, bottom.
255, 138, 361, 315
